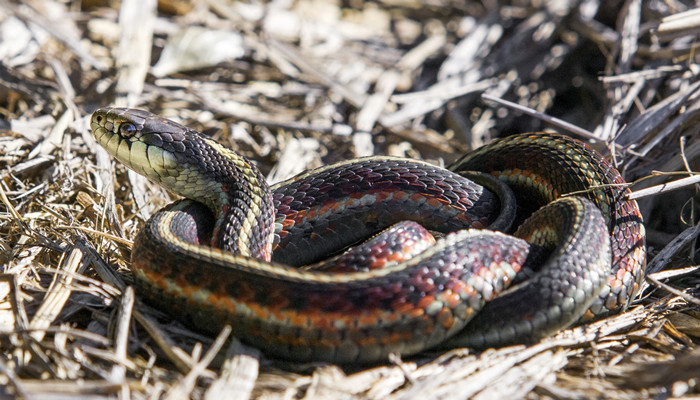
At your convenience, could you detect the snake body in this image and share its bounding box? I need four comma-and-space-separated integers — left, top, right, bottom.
91, 107, 646, 363
449, 134, 646, 347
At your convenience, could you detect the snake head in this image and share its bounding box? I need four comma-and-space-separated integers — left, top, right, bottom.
90, 107, 232, 203
90, 107, 275, 259
90, 107, 185, 182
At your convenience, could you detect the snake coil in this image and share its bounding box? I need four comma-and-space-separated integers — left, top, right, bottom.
91, 107, 646, 363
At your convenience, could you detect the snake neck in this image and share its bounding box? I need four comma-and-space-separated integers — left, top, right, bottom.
128, 126, 277, 260
180, 138, 276, 260
211, 170, 276, 261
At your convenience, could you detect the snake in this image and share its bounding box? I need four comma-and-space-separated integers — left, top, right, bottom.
90, 107, 646, 363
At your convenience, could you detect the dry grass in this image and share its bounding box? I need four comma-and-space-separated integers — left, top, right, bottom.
1, 0, 700, 398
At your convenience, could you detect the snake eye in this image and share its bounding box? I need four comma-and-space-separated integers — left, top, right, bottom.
119, 123, 137, 137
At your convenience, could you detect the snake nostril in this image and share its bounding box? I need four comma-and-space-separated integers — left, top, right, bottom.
95, 115, 103, 123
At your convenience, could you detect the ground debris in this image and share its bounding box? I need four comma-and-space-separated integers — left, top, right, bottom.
0, 0, 699, 399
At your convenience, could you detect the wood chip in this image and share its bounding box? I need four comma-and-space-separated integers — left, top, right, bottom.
0, 1, 699, 398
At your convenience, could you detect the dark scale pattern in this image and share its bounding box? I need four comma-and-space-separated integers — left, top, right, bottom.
163, 199, 215, 244
450, 133, 646, 316
132, 201, 530, 363
271, 158, 501, 266
139, 117, 276, 260
306, 221, 436, 273
447, 197, 611, 348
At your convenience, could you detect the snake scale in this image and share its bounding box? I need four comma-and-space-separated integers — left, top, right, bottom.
91, 107, 646, 363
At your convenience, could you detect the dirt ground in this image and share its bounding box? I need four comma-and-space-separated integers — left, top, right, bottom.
1, 0, 700, 398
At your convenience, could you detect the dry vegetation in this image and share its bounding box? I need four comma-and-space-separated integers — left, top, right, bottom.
1, 0, 700, 398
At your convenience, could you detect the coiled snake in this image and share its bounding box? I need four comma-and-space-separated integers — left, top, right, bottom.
91, 107, 646, 363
